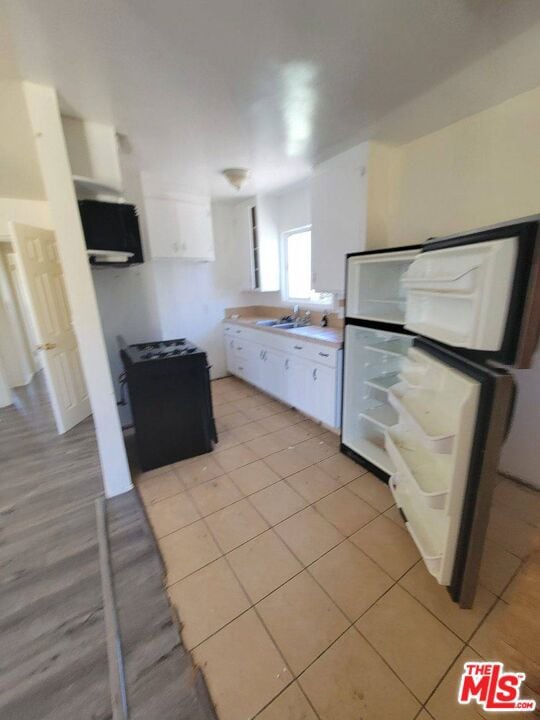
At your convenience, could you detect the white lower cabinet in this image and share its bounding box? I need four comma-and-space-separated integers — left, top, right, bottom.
259, 348, 286, 399
307, 363, 339, 428
224, 326, 342, 428
233, 338, 261, 386
284, 355, 309, 415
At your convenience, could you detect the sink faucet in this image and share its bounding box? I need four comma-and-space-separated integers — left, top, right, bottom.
291, 305, 311, 327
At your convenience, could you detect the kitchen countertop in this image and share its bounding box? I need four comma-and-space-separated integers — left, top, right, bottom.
223, 316, 343, 348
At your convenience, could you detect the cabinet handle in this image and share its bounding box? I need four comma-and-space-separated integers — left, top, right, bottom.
285, 358, 289, 370
236, 329, 242, 334
313, 368, 318, 381
293, 345, 303, 350
237, 346, 243, 350
238, 365, 244, 371
259, 350, 264, 359
263, 351, 268, 360
318, 352, 329, 357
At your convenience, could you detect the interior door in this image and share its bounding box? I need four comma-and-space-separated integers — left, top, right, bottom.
386, 337, 514, 607
403, 218, 540, 367
9, 223, 91, 434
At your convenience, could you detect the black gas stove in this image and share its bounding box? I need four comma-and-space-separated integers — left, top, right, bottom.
118, 336, 217, 471
123, 338, 201, 362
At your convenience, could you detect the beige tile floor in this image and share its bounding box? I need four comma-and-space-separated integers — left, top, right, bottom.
136, 376, 540, 720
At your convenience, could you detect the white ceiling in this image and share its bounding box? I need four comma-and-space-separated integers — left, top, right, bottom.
5, 0, 540, 198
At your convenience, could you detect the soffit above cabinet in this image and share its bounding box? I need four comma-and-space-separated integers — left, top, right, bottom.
311, 143, 369, 294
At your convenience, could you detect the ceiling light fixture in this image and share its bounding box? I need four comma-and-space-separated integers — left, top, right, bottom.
221, 167, 250, 191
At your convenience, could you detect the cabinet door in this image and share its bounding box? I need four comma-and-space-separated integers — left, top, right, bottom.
308, 363, 337, 427
145, 196, 180, 258
284, 355, 310, 415
175, 199, 215, 261
259, 348, 285, 400
311, 144, 368, 293
232, 202, 256, 291
225, 335, 235, 373
256, 194, 280, 292
232, 338, 259, 387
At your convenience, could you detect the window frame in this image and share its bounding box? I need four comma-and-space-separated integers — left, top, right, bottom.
280, 225, 334, 309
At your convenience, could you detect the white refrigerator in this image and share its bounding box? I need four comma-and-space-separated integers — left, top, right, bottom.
341, 216, 540, 607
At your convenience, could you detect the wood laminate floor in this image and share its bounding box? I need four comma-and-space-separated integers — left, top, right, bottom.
0, 372, 216, 720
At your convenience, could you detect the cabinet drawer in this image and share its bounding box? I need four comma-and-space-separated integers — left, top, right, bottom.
285, 338, 339, 368
224, 325, 267, 344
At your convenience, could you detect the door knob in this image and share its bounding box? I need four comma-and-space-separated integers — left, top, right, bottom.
37, 342, 57, 351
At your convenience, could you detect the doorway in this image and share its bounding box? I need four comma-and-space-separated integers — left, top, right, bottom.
0, 223, 91, 433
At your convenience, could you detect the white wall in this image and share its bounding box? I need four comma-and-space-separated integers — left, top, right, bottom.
367, 86, 540, 487
92, 264, 161, 424
24, 81, 132, 497
90, 133, 161, 425
0, 247, 34, 387
0, 80, 45, 200
150, 202, 248, 379
499, 350, 540, 487
0, 354, 11, 407
0, 197, 51, 236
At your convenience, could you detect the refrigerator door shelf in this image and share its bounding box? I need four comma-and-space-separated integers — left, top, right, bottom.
405, 218, 540, 367
388, 382, 456, 454
399, 357, 429, 388
404, 238, 516, 351
401, 263, 480, 294
389, 474, 445, 578
386, 427, 451, 510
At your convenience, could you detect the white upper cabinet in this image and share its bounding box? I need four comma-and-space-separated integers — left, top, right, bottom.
145, 193, 215, 261
232, 200, 257, 291
231, 194, 280, 292
311, 142, 369, 293
256, 194, 280, 292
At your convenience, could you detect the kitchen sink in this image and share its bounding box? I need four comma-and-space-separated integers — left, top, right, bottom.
255, 319, 298, 329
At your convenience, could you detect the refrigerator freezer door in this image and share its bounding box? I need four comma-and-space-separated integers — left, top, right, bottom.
403, 218, 540, 367
386, 337, 514, 608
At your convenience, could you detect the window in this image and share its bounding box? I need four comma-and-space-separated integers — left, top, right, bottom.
282, 227, 333, 305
